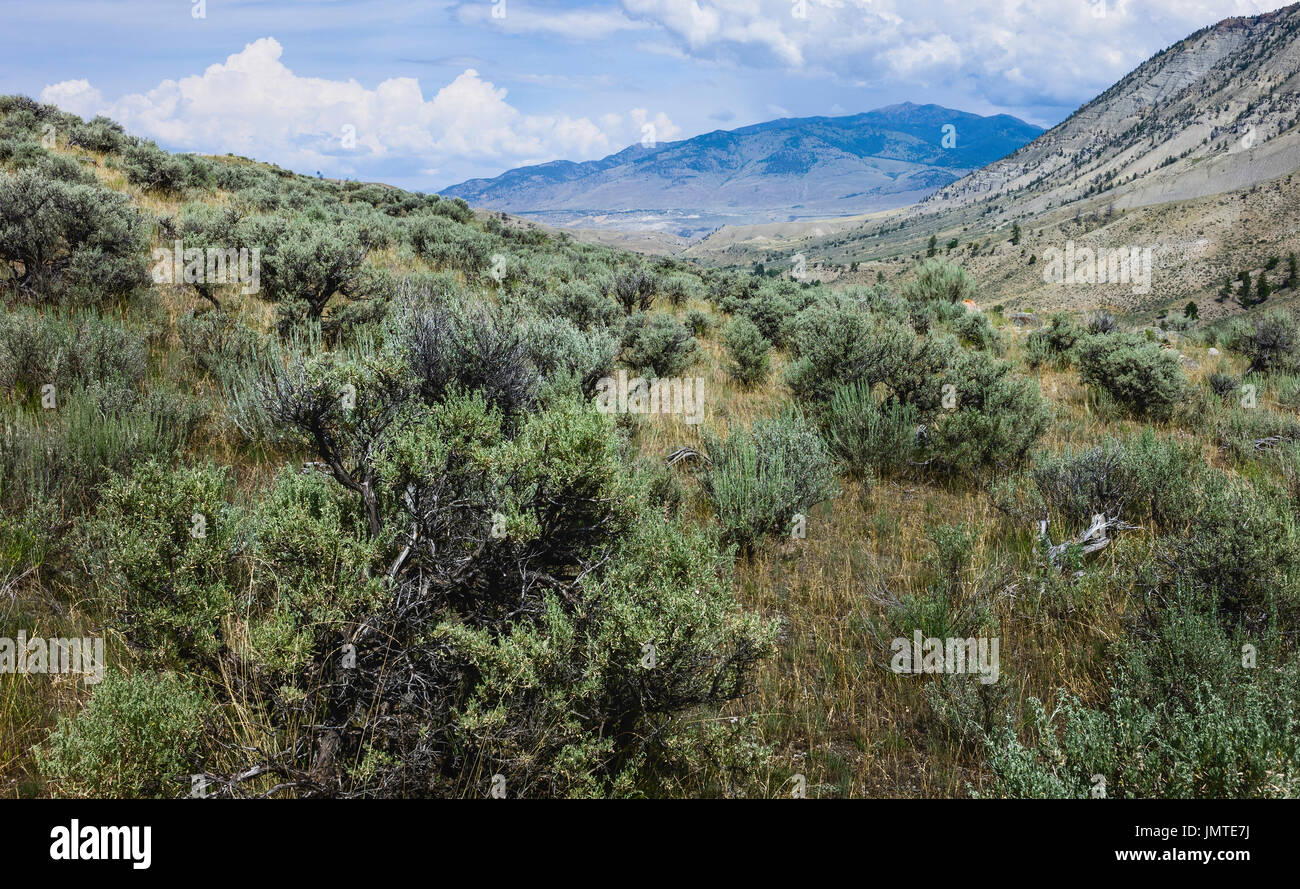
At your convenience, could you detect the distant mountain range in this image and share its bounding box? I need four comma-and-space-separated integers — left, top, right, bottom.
441, 103, 1043, 237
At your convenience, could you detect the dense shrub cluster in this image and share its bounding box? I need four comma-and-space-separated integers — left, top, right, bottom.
1077, 332, 1186, 419
0, 169, 149, 303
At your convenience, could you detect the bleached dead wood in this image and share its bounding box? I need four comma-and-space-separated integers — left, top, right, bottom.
1038, 513, 1139, 568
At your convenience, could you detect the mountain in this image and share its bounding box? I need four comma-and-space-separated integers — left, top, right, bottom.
915, 5, 1300, 219
691, 4, 1300, 323
441, 104, 1042, 237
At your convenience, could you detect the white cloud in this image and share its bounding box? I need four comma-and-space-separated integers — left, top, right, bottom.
614, 0, 1290, 111
455, 2, 649, 39
40, 37, 620, 183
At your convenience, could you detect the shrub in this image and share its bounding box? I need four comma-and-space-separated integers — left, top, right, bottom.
661, 273, 701, 308
684, 308, 712, 337
401, 302, 538, 422
1077, 333, 1186, 420
522, 315, 618, 398
67, 116, 126, 154
903, 259, 975, 304
1086, 310, 1118, 334
1030, 429, 1203, 534
737, 282, 798, 347
177, 308, 260, 380
931, 349, 1050, 474
540, 281, 619, 330
722, 315, 770, 386
702, 412, 838, 548
1025, 313, 1084, 369
1232, 308, 1300, 375
824, 380, 920, 478
246, 468, 383, 674
979, 603, 1300, 798
38, 671, 213, 798
953, 309, 1002, 353
407, 211, 490, 275
258, 215, 372, 330
621, 313, 701, 377
0, 170, 149, 303
80, 461, 240, 664
783, 297, 878, 403
246, 393, 773, 797
605, 266, 657, 314
1172, 473, 1300, 628
1208, 370, 1240, 399
120, 142, 188, 193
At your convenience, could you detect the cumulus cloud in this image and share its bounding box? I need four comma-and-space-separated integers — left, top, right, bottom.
39, 37, 639, 185
613, 0, 1288, 112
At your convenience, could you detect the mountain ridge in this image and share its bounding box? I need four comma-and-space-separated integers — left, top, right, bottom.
441, 103, 1042, 237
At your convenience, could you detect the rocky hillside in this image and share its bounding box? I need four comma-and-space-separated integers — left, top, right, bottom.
917, 5, 1300, 220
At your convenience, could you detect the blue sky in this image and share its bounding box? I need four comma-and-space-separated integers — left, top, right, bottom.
0, 0, 1288, 190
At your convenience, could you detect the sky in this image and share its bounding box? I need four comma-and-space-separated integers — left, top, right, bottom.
0, 0, 1290, 191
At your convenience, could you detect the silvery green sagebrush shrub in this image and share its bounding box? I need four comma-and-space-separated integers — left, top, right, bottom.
120, 142, 189, 193
1024, 312, 1084, 369
952, 309, 1002, 354
1170, 472, 1300, 629
1077, 332, 1186, 420
621, 312, 701, 377
0, 169, 149, 303
233, 390, 775, 797
605, 265, 657, 314
535, 280, 620, 330
783, 297, 879, 403
902, 259, 975, 304
737, 281, 798, 347
824, 380, 920, 479
977, 601, 1300, 798
702, 411, 838, 549
257, 214, 373, 331
79, 461, 240, 665
930, 348, 1050, 475
684, 308, 712, 337
722, 315, 770, 386
1231, 308, 1300, 375
400, 301, 539, 423
38, 671, 214, 799
407, 211, 490, 274
67, 115, 126, 154
521, 315, 618, 399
